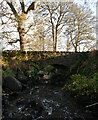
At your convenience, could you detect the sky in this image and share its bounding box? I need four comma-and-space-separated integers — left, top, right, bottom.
75, 0, 97, 15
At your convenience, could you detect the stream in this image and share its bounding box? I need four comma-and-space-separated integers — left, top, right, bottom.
2, 77, 98, 120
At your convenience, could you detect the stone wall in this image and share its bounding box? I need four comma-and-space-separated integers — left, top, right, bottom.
2, 50, 89, 69
2, 50, 88, 61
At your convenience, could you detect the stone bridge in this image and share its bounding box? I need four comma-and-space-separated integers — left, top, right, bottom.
36, 52, 88, 69
3, 51, 88, 69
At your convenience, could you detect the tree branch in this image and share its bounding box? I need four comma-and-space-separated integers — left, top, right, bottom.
26, 2, 35, 14
19, 0, 26, 13
8, 39, 20, 45
86, 103, 98, 108
25, 24, 33, 34
6, 1, 18, 17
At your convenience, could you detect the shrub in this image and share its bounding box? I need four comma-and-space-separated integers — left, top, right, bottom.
29, 61, 40, 71
44, 65, 54, 72
3, 68, 15, 78
26, 61, 40, 79
66, 74, 98, 96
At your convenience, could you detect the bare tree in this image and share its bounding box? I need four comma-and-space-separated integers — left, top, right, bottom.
2, 0, 39, 51
1, 1, 96, 52
65, 3, 96, 52
32, 15, 47, 51
40, 2, 72, 51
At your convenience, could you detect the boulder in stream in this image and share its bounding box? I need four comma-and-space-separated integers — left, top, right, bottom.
4, 76, 22, 91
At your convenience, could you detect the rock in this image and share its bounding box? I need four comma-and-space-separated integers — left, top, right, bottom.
38, 71, 54, 81
4, 76, 22, 91
17, 71, 26, 82
16, 99, 43, 119
38, 71, 46, 77
8, 112, 13, 118
43, 74, 51, 80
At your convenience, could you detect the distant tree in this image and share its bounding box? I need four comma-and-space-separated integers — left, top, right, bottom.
25, 10, 52, 51
65, 4, 96, 52
32, 15, 47, 51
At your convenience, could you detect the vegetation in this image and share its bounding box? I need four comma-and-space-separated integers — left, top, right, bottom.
63, 50, 98, 98
2, 53, 41, 80
26, 61, 40, 80
67, 73, 98, 96
3, 68, 16, 78
43, 65, 54, 72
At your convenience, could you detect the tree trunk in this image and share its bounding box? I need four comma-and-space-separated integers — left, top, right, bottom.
43, 38, 45, 51
54, 28, 58, 52
18, 28, 26, 51
52, 25, 55, 51
67, 35, 71, 52
75, 46, 77, 52
40, 38, 41, 51
6, 2, 28, 51
18, 13, 27, 51
49, 12, 55, 51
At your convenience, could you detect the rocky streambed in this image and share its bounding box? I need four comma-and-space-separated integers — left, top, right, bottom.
2, 65, 98, 120
2, 74, 98, 120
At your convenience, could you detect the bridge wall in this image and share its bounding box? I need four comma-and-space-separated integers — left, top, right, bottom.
2, 51, 88, 61
2, 51, 89, 69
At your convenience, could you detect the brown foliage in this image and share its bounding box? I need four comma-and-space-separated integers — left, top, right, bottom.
89, 50, 98, 57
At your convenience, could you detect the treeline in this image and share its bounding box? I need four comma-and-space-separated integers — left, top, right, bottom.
0, 0, 96, 52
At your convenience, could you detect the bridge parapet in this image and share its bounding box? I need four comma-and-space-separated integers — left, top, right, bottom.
2, 51, 88, 69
